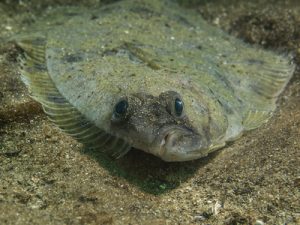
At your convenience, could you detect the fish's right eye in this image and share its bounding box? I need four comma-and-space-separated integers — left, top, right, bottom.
115, 100, 128, 116
112, 99, 129, 122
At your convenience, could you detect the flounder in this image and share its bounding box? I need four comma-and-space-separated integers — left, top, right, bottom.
15, 0, 295, 161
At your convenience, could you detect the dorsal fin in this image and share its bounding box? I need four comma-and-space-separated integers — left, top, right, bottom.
242, 110, 272, 130
242, 55, 295, 99
17, 36, 131, 158
240, 55, 295, 130
221, 48, 295, 131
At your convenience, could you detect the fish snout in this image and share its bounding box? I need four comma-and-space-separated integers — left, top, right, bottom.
157, 128, 208, 162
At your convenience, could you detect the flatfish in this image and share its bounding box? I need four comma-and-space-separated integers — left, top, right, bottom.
15, 0, 295, 161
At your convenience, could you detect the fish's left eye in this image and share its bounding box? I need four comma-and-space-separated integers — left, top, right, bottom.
174, 98, 184, 117
159, 91, 185, 118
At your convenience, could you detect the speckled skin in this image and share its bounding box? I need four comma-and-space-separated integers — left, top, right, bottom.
18, 0, 294, 161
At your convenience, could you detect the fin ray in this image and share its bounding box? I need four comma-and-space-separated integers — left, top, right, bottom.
242, 110, 272, 130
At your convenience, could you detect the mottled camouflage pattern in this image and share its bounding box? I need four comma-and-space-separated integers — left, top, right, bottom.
16, 0, 294, 161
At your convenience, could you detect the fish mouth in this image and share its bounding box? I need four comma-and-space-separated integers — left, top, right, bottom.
159, 129, 185, 149
153, 126, 206, 162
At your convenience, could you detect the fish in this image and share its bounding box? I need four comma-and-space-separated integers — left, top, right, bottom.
15, 0, 295, 162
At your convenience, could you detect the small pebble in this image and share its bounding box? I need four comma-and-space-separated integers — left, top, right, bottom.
255, 220, 264, 225
5, 25, 12, 30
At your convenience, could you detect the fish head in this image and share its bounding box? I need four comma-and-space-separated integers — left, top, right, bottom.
110, 90, 210, 161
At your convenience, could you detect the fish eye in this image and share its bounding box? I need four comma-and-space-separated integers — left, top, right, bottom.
159, 91, 185, 118
174, 98, 183, 117
112, 99, 128, 121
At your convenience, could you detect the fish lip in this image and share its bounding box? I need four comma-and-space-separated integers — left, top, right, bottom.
158, 129, 178, 158
159, 129, 176, 148
151, 127, 168, 154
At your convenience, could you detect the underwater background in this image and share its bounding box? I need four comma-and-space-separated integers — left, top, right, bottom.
0, 0, 299, 224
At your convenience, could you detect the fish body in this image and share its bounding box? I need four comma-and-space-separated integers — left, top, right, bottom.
16, 0, 294, 161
